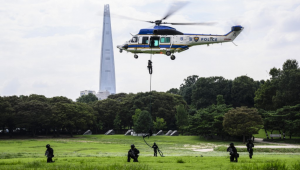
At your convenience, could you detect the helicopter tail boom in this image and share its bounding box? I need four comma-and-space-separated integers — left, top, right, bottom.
223, 25, 243, 42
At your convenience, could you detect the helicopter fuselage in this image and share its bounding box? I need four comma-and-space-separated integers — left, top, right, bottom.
117, 25, 243, 59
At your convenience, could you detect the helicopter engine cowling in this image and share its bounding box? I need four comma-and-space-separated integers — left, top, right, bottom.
152, 29, 183, 35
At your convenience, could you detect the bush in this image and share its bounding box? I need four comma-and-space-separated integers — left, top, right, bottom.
176, 158, 185, 163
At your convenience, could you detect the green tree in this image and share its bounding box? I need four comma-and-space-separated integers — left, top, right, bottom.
0, 97, 13, 134
93, 99, 119, 130
131, 91, 186, 129
191, 77, 232, 109
255, 59, 300, 110
188, 96, 232, 137
231, 76, 259, 107
176, 104, 188, 133
114, 113, 122, 130
166, 88, 179, 95
134, 110, 153, 133
260, 104, 300, 139
254, 80, 277, 110
50, 96, 73, 104
3, 96, 22, 137
273, 60, 300, 108
132, 109, 141, 127
76, 93, 98, 103
223, 107, 263, 143
179, 75, 199, 105
217, 95, 225, 105
53, 102, 95, 137
278, 104, 300, 139
109, 93, 135, 129
153, 117, 167, 131
15, 100, 51, 137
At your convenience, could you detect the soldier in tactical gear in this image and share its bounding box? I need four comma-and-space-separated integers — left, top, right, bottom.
227, 143, 238, 162
246, 139, 254, 159
152, 143, 158, 157
127, 144, 140, 162
45, 144, 55, 163
147, 60, 153, 74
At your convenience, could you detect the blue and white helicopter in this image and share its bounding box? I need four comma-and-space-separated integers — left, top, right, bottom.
117, 2, 243, 60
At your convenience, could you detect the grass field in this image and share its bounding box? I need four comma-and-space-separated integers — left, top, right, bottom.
254, 129, 300, 144
0, 135, 300, 170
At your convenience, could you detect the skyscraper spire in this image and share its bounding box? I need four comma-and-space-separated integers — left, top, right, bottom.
99, 4, 116, 96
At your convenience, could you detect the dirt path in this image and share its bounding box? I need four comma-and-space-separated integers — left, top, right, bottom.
191, 138, 300, 152
254, 138, 300, 146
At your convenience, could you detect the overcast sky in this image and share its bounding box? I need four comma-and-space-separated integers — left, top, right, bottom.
1, 0, 300, 100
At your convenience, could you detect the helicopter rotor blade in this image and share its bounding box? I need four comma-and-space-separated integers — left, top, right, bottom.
110, 13, 153, 23
162, 22, 217, 26
161, 1, 189, 20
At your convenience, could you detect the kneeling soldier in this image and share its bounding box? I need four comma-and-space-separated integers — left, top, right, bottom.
227, 143, 238, 162
127, 144, 140, 162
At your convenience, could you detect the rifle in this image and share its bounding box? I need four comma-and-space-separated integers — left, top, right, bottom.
129, 149, 136, 158
227, 148, 234, 155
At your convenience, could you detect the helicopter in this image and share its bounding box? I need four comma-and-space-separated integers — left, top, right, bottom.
116, 2, 244, 60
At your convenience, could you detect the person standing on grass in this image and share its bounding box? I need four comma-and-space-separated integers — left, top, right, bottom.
227, 143, 238, 162
127, 144, 140, 162
152, 143, 158, 157
45, 144, 55, 163
246, 139, 254, 159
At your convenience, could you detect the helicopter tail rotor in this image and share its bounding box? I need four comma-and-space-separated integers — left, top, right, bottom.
226, 17, 251, 39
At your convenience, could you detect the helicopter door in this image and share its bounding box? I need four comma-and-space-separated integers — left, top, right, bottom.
149, 36, 160, 48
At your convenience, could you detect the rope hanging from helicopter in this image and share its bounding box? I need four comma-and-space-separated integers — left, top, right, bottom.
143, 47, 164, 157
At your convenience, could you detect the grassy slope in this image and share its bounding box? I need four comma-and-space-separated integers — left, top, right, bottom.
0, 135, 300, 170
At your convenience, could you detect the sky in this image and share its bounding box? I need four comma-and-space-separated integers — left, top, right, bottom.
1, 0, 300, 101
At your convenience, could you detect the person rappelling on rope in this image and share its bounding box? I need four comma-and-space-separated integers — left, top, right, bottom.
147, 60, 153, 74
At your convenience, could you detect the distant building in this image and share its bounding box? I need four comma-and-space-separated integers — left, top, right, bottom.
79, 5, 116, 101
80, 90, 96, 96
99, 4, 116, 95
96, 90, 110, 100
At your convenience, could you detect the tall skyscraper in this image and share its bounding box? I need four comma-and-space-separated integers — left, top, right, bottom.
99, 4, 116, 97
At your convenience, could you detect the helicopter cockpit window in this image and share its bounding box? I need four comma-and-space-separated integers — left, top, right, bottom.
131, 37, 138, 43
166, 37, 170, 43
142, 37, 149, 44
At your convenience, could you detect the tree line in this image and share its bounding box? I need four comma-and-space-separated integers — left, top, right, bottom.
0, 91, 186, 137
1, 59, 299, 140
167, 59, 300, 140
